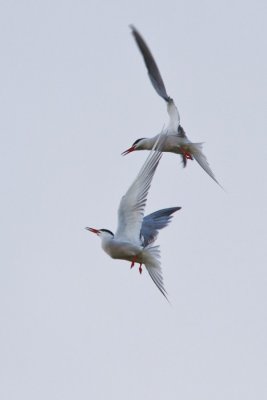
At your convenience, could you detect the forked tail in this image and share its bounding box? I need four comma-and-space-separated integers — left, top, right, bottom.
142, 245, 169, 301
188, 142, 223, 189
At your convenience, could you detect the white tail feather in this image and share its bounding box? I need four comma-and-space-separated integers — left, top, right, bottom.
188, 143, 223, 188
142, 245, 169, 301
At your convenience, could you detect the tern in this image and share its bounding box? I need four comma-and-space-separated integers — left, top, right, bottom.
122, 25, 221, 187
86, 134, 180, 301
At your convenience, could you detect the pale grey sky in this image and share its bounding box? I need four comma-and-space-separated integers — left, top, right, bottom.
0, 1, 266, 399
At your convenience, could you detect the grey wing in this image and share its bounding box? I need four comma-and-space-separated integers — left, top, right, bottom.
167, 99, 181, 133
141, 207, 181, 247
130, 25, 170, 102
131, 25, 181, 132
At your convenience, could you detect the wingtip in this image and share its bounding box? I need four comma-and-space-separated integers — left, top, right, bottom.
129, 24, 138, 37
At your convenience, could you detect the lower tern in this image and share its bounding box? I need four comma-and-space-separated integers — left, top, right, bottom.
86, 134, 181, 301
122, 25, 221, 187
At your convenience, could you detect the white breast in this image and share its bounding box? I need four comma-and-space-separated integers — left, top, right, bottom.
102, 238, 143, 261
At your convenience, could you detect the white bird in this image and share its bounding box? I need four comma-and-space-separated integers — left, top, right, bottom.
86, 134, 181, 301
122, 25, 221, 187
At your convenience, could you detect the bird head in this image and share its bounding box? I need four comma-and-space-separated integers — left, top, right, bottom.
121, 138, 147, 155
85, 227, 114, 239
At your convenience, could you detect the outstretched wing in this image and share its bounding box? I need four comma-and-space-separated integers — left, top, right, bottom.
141, 207, 181, 246
115, 133, 166, 244
166, 99, 181, 133
130, 25, 169, 102
130, 25, 181, 132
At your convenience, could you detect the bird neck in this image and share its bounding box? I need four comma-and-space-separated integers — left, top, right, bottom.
100, 235, 114, 252
139, 137, 155, 150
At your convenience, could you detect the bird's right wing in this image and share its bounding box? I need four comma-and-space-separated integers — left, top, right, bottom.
130, 25, 169, 102
115, 133, 166, 244
141, 207, 181, 247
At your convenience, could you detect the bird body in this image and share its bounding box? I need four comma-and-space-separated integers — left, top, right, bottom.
100, 234, 143, 261
123, 25, 221, 187
124, 133, 197, 154
86, 134, 181, 300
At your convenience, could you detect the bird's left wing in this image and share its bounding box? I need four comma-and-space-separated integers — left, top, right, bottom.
130, 25, 169, 102
130, 25, 181, 132
115, 133, 166, 244
141, 207, 181, 246
166, 99, 181, 133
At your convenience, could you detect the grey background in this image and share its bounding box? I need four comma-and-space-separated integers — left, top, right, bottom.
0, 1, 266, 399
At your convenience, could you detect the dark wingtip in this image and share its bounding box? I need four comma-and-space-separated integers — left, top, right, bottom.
129, 24, 138, 35
168, 206, 182, 216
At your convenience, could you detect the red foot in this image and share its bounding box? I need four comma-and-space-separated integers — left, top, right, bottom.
139, 264, 143, 274
181, 147, 193, 160
130, 256, 137, 269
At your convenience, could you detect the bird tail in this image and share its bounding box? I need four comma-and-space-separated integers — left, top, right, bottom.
187, 142, 223, 188
142, 245, 169, 301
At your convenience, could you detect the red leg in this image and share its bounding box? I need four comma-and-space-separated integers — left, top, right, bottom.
130, 256, 137, 269
139, 264, 143, 274
180, 147, 193, 160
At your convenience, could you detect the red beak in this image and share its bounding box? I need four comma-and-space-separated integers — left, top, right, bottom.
121, 146, 135, 156
85, 227, 100, 234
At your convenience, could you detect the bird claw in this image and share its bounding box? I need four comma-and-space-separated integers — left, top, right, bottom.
139, 264, 143, 274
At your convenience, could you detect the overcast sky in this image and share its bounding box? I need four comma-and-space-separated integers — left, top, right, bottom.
0, 1, 266, 399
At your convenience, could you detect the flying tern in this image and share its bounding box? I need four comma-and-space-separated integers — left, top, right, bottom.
122, 25, 221, 187
86, 133, 180, 301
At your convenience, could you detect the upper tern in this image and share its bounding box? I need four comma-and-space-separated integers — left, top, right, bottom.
122, 25, 221, 187
86, 133, 180, 301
